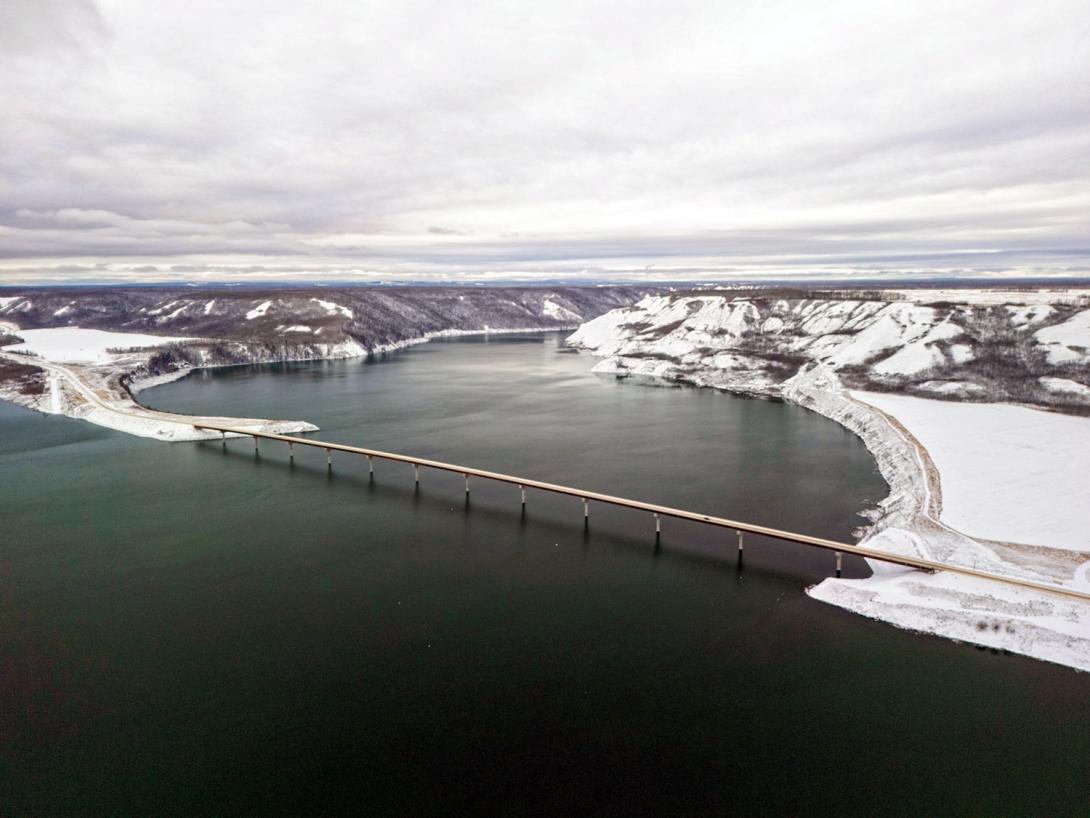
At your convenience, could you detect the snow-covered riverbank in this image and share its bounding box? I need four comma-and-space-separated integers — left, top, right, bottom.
0, 348, 320, 442
851, 392, 1090, 555
569, 291, 1090, 671
0, 325, 577, 440
794, 374, 1090, 671
0, 328, 321, 441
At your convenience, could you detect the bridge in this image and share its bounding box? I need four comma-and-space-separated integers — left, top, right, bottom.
194, 423, 1090, 604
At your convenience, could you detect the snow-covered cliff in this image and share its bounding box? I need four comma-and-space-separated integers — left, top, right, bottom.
568, 290, 1090, 410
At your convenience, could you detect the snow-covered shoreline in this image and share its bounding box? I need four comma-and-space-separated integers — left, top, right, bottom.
1, 325, 577, 438
0, 327, 325, 441
588, 355, 1090, 671
569, 293, 1090, 672
790, 374, 1090, 670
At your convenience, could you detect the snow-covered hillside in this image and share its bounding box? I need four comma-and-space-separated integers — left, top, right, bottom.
0, 286, 644, 357
0, 285, 646, 416
0, 285, 648, 437
568, 290, 1090, 410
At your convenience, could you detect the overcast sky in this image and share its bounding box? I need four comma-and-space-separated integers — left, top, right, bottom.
1, 0, 1088, 284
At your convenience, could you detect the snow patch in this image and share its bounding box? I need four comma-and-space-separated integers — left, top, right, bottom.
1, 328, 195, 364
310, 298, 353, 318
1034, 309, 1090, 364
915, 380, 986, 397
1039, 376, 1090, 398
948, 343, 973, 364
873, 341, 945, 375
542, 298, 580, 322
147, 300, 179, 316
160, 303, 188, 321
1007, 304, 1055, 326
246, 300, 273, 320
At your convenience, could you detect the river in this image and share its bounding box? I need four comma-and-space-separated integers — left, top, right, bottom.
1, 332, 1086, 814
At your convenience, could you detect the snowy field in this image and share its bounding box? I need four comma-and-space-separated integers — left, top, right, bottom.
852, 391, 1090, 553
1, 328, 194, 364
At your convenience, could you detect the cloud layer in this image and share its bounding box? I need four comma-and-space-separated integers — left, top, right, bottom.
1, 0, 1088, 282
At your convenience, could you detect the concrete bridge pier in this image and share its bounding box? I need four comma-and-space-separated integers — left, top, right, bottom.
188, 423, 1090, 608
326, 447, 332, 470
288, 441, 294, 462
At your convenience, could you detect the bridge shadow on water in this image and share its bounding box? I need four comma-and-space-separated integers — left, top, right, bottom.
194, 436, 871, 588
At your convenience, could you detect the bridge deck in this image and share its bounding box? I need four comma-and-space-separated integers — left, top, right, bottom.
194, 423, 1090, 604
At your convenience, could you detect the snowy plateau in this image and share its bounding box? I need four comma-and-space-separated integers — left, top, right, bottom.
569, 289, 1090, 671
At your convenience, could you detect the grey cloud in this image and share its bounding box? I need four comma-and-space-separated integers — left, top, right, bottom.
0, 0, 107, 56
0, 0, 1088, 282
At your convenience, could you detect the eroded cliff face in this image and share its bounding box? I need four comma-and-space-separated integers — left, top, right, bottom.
567, 289, 1090, 412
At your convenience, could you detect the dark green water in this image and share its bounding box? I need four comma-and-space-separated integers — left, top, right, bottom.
1, 333, 1087, 816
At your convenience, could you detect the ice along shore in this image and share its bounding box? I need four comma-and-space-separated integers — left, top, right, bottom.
568, 289, 1090, 672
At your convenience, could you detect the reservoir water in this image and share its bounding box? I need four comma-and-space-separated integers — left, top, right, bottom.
2, 333, 1087, 815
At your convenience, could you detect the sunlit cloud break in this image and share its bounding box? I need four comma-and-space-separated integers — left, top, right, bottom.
2, 0, 1088, 283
